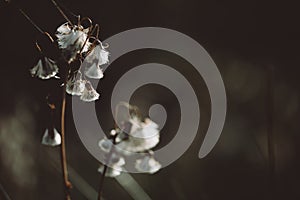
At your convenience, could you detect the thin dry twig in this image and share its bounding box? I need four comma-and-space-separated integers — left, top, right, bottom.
60, 66, 72, 200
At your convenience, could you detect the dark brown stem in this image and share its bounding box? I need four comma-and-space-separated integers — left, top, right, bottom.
7, 0, 48, 35
98, 136, 117, 200
98, 102, 135, 199
60, 69, 72, 200
50, 0, 73, 26
44, 32, 54, 43
19, 9, 54, 43
19, 9, 44, 34
97, 164, 108, 200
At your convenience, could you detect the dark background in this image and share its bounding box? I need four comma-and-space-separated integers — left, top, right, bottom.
0, 0, 300, 199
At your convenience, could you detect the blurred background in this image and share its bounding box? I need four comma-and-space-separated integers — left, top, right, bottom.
0, 0, 300, 199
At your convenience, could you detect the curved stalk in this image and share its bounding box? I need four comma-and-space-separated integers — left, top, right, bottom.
60, 69, 72, 200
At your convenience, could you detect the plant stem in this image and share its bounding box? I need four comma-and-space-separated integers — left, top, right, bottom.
19, 9, 44, 34
50, 0, 73, 26
97, 164, 108, 200
18, 8, 54, 42
60, 71, 72, 200
98, 103, 137, 199
98, 103, 122, 200
97, 138, 117, 200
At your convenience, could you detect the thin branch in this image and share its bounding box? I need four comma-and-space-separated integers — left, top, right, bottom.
60, 66, 72, 200
97, 137, 117, 200
98, 102, 138, 199
50, 0, 73, 26
56, 1, 79, 18
16, 7, 53, 41
19, 9, 44, 34
98, 164, 108, 200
